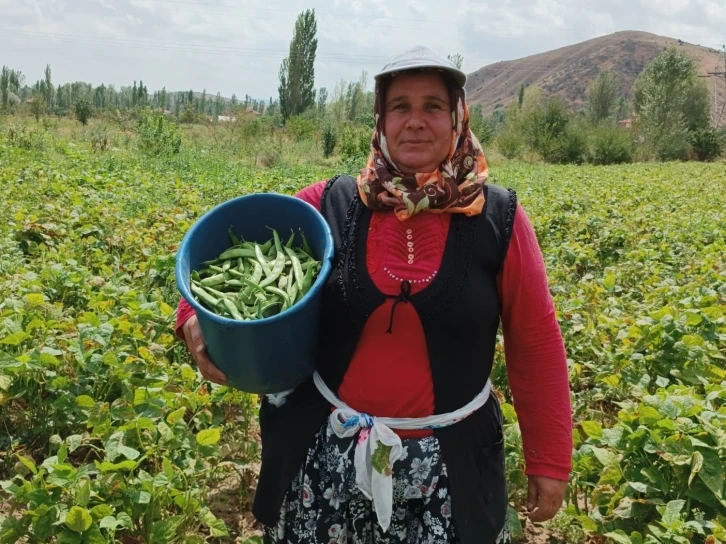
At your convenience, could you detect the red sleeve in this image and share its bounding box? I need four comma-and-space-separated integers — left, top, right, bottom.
174, 180, 329, 340
496, 204, 572, 482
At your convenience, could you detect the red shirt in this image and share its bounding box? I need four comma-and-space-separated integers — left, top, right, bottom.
176, 181, 573, 481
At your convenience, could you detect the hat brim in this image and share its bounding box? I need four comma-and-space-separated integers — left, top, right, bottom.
374, 64, 466, 88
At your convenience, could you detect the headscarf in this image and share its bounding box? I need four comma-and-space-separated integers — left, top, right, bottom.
356, 70, 489, 221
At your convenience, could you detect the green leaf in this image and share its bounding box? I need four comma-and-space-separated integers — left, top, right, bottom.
628, 481, 658, 494
0, 375, 11, 391
76, 479, 91, 507
131, 489, 151, 504
591, 446, 618, 467
697, 448, 724, 499
0, 331, 29, 345
116, 512, 133, 529
75, 395, 95, 409
604, 530, 632, 544
638, 406, 661, 425
96, 460, 137, 472
201, 510, 229, 537
500, 403, 517, 423
582, 420, 603, 439
56, 531, 83, 544
116, 445, 140, 460
99, 516, 118, 530
661, 499, 685, 526
58, 442, 68, 464
603, 272, 616, 289
81, 522, 105, 544
65, 506, 93, 533
681, 334, 705, 347
66, 434, 83, 453
179, 364, 197, 382
17, 454, 37, 475
90, 505, 113, 521
684, 311, 702, 326
166, 407, 186, 425
196, 428, 220, 446
507, 506, 523, 537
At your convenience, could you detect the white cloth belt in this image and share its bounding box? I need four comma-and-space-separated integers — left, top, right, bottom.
312, 371, 492, 533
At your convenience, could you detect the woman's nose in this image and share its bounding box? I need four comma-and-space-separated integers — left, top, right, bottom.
405, 109, 426, 130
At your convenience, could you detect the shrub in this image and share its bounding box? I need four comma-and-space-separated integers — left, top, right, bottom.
136, 111, 182, 156
90, 125, 109, 152
690, 126, 723, 162
285, 114, 318, 141
496, 130, 524, 159
339, 123, 370, 162
655, 126, 691, 162
322, 125, 337, 158
74, 98, 92, 126
589, 125, 635, 165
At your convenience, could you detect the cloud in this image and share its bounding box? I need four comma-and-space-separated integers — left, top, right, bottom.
1, 0, 723, 100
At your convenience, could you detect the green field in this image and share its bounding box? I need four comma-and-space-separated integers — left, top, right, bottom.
0, 119, 725, 543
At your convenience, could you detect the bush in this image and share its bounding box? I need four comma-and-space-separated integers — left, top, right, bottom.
559, 123, 588, 164
322, 125, 337, 158
90, 125, 109, 152
655, 127, 691, 162
690, 127, 723, 162
74, 98, 92, 126
285, 114, 318, 141
589, 125, 634, 165
339, 123, 370, 162
496, 130, 524, 159
136, 111, 182, 156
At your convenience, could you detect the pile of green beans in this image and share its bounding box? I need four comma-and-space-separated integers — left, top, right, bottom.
190, 227, 321, 320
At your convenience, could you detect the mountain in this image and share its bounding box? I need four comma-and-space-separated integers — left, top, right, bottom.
465, 31, 724, 118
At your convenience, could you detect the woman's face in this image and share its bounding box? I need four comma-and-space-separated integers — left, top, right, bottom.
383, 71, 453, 175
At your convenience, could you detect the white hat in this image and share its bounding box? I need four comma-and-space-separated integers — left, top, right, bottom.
374, 45, 467, 88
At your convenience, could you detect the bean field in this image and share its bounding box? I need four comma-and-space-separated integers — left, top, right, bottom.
0, 122, 725, 544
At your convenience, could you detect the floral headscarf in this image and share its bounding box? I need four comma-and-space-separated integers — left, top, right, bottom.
357, 70, 489, 221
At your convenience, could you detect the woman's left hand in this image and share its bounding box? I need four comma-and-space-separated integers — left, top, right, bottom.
526, 475, 568, 523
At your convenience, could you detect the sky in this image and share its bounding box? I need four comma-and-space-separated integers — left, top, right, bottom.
1, 0, 725, 100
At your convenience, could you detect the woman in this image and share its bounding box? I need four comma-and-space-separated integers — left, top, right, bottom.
176, 46, 572, 544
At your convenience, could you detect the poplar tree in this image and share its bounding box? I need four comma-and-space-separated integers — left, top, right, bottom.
279, 9, 317, 120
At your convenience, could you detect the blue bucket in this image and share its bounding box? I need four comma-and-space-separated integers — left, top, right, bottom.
175, 193, 334, 394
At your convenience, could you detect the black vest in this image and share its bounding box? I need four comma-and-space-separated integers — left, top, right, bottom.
254, 175, 517, 544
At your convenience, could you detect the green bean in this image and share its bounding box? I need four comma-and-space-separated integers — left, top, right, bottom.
301, 264, 314, 295
223, 298, 244, 320
301, 231, 313, 256
272, 228, 283, 254
219, 247, 257, 260
284, 246, 304, 289
237, 257, 245, 273
191, 282, 219, 307
285, 230, 295, 248
259, 252, 286, 288
278, 274, 288, 290
289, 283, 299, 306
258, 239, 273, 254
255, 244, 273, 277
265, 286, 290, 308
228, 227, 240, 246
200, 273, 227, 286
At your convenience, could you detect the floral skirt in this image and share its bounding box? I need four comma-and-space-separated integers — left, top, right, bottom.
263, 422, 510, 544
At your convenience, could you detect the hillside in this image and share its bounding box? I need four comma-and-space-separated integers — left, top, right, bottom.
465, 31, 724, 118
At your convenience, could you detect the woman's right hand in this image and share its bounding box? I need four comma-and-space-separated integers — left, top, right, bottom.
181, 315, 227, 385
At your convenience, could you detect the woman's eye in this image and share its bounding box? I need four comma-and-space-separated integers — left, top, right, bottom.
426, 104, 442, 111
